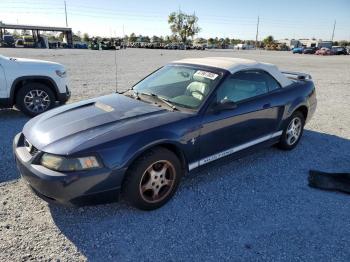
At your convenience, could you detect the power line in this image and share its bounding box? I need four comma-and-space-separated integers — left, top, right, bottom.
0, 3, 348, 40
0, 4, 344, 28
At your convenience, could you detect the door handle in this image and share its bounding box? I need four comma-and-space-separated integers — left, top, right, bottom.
262, 103, 271, 109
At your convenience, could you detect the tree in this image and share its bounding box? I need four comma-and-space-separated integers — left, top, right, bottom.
207, 38, 215, 45
168, 10, 200, 44
73, 34, 81, 42
151, 35, 161, 43
263, 35, 274, 45
129, 33, 137, 43
214, 37, 219, 45
339, 40, 349, 47
164, 35, 171, 44
195, 37, 207, 44
170, 34, 179, 43
82, 33, 89, 42
230, 38, 241, 45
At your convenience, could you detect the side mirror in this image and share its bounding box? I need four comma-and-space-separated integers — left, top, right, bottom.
213, 99, 237, 112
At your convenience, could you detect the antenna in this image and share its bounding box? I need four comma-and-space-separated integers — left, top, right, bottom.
64, 1, 68, 27
115, 35, 118, 93
255, 16, 259, 49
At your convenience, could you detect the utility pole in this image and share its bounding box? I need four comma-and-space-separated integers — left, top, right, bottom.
122, 24, 125, 48
331, 20, 336, 42
255, 16, 260, 49
64, 1, 68, 27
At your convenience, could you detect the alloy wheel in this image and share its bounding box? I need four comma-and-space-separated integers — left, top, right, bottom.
24, 89, 51, 113
139, 160, 176, 203
286, 117, 302, 145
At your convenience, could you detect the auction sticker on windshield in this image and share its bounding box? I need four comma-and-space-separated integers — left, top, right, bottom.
194, 70, 218, 80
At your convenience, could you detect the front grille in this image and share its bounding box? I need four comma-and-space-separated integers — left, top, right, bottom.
24, 137, 39, 156
30, 146, 39, 156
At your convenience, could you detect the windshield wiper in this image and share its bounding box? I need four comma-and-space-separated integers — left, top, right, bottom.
117, 88, 140, 99
117, 88, 132, 95
139, 92, 178, 111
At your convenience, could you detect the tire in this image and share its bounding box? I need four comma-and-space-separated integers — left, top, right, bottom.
122, 147, 182, 210
16, 83, 56, 117
277, 111, 305, 150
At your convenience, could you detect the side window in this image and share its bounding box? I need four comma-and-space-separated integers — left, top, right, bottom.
263, 72, 281, 91
216, 70, 280, 103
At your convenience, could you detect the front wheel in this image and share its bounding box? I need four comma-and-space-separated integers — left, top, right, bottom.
16, 83, 55, 117
277, 111, 305, 150
122, 147, 182, 210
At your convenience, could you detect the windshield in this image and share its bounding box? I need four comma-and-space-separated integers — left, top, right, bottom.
133, 65, 222, 110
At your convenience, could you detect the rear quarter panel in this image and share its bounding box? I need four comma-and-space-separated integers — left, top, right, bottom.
277, 79, 316, 129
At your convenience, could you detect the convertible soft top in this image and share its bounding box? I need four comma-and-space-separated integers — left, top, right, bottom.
172, 57, 293, 88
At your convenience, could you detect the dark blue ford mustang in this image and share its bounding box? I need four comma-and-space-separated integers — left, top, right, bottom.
14, 57, 317, 210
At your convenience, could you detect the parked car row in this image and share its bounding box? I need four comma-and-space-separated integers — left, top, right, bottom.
0, 35, 36, 48
0, 35, 15, 47
127, 42, 206, 50
292, 46, 348, 55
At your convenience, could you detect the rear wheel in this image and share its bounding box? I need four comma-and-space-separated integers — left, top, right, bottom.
277, 111, 305, 150
122, 147, 182, 210
16, 83, 55, 117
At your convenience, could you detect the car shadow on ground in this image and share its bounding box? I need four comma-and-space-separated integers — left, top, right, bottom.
0, 109, 29, 183
49, 130, 350, 261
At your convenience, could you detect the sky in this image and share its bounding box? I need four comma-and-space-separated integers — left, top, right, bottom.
0, 0, 349, 41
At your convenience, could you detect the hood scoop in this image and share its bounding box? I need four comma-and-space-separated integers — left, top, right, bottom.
95, 101, 115, 112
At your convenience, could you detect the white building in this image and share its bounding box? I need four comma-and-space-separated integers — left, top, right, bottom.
234, 43, 255, 50
277, 39, 300, 49
277, 38, 333, 49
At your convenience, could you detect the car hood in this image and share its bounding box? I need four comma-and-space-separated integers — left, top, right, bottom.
3, 56, 63, 69
23, 94, 189, 155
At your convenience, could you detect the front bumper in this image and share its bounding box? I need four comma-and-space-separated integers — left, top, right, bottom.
13, 133, 126, 206
57, 85, 71, 104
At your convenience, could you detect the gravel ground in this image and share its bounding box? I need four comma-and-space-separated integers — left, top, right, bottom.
0, 48, 349, 261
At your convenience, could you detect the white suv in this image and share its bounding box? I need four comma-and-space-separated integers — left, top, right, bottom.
0, 54, 70, 116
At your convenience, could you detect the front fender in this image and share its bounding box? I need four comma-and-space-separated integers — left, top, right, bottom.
97, 127, 197, 171
10, 75, 60, 104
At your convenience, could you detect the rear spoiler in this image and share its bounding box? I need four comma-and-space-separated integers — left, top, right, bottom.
281, 71, 312, 80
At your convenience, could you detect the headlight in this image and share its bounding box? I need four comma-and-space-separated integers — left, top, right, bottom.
55, 69, 67, 78
41, 153, 101, 172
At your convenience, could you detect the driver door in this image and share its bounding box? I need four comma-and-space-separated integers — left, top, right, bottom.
198, 70, 282, 164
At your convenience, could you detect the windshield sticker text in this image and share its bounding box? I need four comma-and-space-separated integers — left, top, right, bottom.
194, 70, 218, 80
